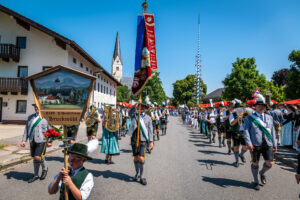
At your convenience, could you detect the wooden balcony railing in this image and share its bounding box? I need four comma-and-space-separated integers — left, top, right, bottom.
0, 77, 28, 94
0, 44, 20, 62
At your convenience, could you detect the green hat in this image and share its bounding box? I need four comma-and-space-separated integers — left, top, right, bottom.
67, 143, 92, 160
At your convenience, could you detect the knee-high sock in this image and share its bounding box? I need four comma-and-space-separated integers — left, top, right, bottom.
218, 137, 221, 145
234, 151, 239, 163
227, 141, 231, 151
212, 133, 216, 140
260, 163, 272, 175
33, 160, 41, 177
251, 164, 259, 183
240, 149, 247, 157
222, 137, 225, 144
139, 161, 145, 179
134, 160, 139, 176
41, 158, 47, 171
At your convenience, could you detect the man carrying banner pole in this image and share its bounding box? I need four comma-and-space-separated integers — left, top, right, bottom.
244, 94, 277, 190
129, 0, 158, 185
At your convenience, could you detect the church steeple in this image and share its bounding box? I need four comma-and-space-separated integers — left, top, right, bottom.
113, 32, 122, 64
111, 32, 123, 81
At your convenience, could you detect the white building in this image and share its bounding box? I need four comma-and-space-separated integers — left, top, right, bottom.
0, 4, 121, 124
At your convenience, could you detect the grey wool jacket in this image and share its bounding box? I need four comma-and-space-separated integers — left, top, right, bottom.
128, 106, 153, 142
22, 113, 50, 143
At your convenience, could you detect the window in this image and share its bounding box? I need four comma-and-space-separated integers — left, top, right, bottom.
42, 66, 52, 71
86, 67, 88, 72
98, 75, 100, 78
101, 85, 103, 93
17, 66, 28, 78
90, 69, 92, 74
16, 37, 26, 49
110, 89, 111, 95
80, 63, 83, 68
116, 67, 119, 71
73, 58, 77, 64
97, 83, 100, 92
106, 87, 108, 94
94, 83, 96, 90
98, 102, 99, 108
16, 100, 26, 113
114, 90, 116, 96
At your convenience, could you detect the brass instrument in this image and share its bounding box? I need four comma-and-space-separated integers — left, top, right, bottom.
104, 106, 119, 132
236, 107, 249, 126
85, 106, 99, 127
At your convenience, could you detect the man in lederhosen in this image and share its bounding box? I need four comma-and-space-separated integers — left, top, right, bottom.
229, 99, 248, 167
128, 99, 154, 185
216, 102, 226, 148
20, 104, 51, 183
244, 94, 277, 190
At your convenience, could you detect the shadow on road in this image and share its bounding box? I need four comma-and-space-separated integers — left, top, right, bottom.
88, 158, 106, 164
120, 149, 132, 154
194, 143, 212, 148
198, 159, 233, 167
202, 176, 252, 189
198, 150, 228, 155
89, 169, 134, 182
46, 156, 64, 163
4, 171, 33, 182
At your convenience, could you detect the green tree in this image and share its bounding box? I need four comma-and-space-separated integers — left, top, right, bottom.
285, 50, 300, 100
222, 57, 285, 102
132, 72, 166, 105
117, 85, 130, 102
172, 74, 207, 107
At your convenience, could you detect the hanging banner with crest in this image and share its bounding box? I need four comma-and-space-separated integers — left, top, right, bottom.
132, 13, 157, 96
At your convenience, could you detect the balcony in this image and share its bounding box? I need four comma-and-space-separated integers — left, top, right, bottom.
0, 44, 20, 62
0, 77, 28, 94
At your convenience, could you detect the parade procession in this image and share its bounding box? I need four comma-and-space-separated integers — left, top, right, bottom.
1, 0, 300, 200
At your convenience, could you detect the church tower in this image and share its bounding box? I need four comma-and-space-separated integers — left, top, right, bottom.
112, 32, 122, 81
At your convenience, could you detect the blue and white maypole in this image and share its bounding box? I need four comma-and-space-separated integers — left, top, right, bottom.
195, 13, 202, 105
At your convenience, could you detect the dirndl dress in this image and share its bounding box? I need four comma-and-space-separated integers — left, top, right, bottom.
101, 128, 120, 155
281, 121, 293, 146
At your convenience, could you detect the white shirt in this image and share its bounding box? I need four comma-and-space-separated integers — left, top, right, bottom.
48, 166, 94, 200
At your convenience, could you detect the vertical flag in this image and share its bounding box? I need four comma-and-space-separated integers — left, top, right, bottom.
132, 14, 157, 96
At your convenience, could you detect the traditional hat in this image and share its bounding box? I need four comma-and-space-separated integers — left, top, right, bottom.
254, 94, 266, 106
234, 99, 242, 108
220, 101, 225, 107
67, 143, 92, 160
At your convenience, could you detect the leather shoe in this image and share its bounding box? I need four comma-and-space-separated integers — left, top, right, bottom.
234, 162, 239, 168
253, 183, 260, 190
140, 178, 147, 185
40, 170, 48, 180
260, 174, 267, 184
28, 176, 39, 183
239, 155, 246, 163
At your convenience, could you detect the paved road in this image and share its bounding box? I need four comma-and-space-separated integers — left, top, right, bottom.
0, 116, 299, 200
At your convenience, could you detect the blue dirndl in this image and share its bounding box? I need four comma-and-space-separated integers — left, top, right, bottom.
101, 128, 120, 155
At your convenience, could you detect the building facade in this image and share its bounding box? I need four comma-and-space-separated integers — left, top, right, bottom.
0, 4, 120, 123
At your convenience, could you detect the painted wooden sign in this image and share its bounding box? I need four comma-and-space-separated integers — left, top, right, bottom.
26, 65, 96, 125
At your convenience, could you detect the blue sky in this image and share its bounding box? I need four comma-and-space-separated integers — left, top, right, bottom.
2, 0, 300, 97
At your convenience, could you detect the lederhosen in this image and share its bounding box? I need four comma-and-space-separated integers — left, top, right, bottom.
59, 167, 89, 200
131, 129, 146, 157
250, 114, 274, 163
225, 110, 232, 139
231, 112, 246, 146
67, 125, 79, 141
216, 110, 225, 134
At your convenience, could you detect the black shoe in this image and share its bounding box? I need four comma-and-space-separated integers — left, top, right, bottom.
260, 174, 266, 184
28, 176, 39, 183
40, 170, 48, 180
104, 159, 108, 164
239, 155, 246, 163
140, 178, 147, 185
234, 162, 239, 168
227, 151, 231, 155
134, 174, 140, 181
253, 183, 260, 190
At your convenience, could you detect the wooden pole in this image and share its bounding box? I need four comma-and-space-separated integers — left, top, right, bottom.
136, 94, 142, 147
63, 125, 69, 200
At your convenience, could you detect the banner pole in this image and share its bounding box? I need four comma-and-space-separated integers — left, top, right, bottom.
136, 94, 142, 147
63, 125, 69, 200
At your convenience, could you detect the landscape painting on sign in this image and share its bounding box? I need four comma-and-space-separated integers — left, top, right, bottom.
34, 69, 91, 109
